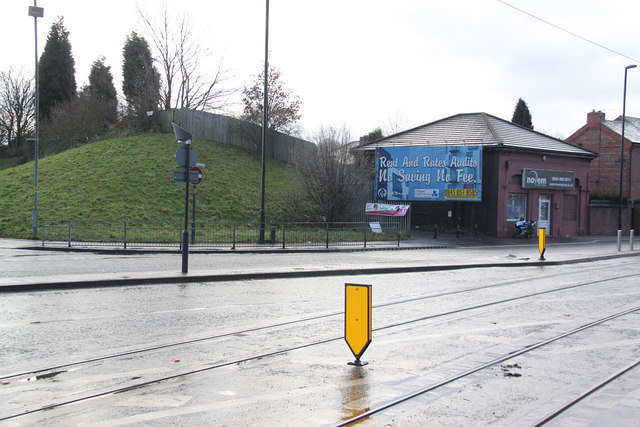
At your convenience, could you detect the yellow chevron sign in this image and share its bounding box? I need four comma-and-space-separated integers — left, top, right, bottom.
345, 284, 372, 366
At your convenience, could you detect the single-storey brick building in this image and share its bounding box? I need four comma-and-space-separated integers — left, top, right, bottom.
359, 113, 596, 237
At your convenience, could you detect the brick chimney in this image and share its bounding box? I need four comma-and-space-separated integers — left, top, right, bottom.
587, 110, 605, 129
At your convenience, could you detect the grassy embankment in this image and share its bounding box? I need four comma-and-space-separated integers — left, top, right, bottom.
0, 133, 309, 239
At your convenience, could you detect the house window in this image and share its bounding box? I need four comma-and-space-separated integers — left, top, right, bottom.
507, 194, 527, 221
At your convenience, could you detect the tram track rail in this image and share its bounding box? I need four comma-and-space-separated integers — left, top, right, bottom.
334, 306, 640, 426
3, 264, 637, 381
533, 359, 640, 426
2, 269, 639, 422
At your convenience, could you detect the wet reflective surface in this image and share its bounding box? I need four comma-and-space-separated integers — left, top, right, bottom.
1, 242, 639, 425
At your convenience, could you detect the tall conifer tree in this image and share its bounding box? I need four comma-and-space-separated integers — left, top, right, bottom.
87, 57, 118, 123
511, 98, 534, 130
39, 17, 76, 120
122, 32, 160, 118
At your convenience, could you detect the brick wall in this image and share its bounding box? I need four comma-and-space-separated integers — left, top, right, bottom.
589, 202, 633, 234
631, 146, 640, 200
566, 111, 638, 200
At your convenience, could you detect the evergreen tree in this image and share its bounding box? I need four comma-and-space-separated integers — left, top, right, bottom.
511, 98, 533, 130
364, 127, 384, 142
39, 17, 77, 120
87, 57, 117, 123
122, 32, 160, 118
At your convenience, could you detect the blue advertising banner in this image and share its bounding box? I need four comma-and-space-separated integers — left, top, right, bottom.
375, 146, 482, 202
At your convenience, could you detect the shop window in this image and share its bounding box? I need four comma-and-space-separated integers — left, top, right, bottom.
507, 194, 527, 221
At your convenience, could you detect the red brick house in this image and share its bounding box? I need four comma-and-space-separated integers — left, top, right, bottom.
566, 111, 640, 201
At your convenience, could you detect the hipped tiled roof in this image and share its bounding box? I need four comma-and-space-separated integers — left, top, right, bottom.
359, 113, 595, 158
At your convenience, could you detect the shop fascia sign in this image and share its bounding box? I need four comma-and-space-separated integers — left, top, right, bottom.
522, 168, 575, 190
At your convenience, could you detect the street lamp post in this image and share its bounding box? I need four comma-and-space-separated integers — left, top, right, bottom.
617, 64, 636, 251
29, 1, 44, 239
259, 0, 269, 244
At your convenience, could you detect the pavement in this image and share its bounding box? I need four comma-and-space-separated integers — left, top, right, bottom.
1, 231, 639, 292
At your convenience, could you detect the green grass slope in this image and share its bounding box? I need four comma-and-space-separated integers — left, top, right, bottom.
0, 133, 310, 239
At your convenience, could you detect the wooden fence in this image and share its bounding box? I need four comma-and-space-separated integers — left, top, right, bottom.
156, 108, 313, 163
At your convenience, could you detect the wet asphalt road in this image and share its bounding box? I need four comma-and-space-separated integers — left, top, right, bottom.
1, 243, 639, 425
0, 236, 636, 288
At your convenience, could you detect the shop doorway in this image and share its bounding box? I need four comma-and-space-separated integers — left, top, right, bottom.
538, 195, 551, 235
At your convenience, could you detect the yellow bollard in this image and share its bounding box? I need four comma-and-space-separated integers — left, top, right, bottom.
539, 228, 546, 260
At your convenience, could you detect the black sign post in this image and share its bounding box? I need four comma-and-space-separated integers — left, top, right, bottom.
189, 166, 204, 244
172, 123, 195, 274
191, 184, 196, 244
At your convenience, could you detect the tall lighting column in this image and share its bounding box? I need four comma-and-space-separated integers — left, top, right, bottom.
617, 64, 636, 251
259, 0, 269, 244
29, 2, 44, 239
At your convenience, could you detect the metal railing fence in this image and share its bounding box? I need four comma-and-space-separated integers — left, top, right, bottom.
41, 219, 405, 249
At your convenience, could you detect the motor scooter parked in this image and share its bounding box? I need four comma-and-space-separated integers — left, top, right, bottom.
512, 218, 536, 238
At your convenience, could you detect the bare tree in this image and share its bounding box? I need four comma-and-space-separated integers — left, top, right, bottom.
0, 69, 34, 151
242, 65, 301, 135
381, 110, 408, 136
293, 125, 372, 222
40, 91, 120, 155
236, 65, 302, 152
137, 4, 234, 112
138, 4, 176, 111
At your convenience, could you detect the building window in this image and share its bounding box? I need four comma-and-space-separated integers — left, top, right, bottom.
507, 194, 527, 221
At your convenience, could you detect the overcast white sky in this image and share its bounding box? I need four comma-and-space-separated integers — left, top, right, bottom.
2, 0, 639, 141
